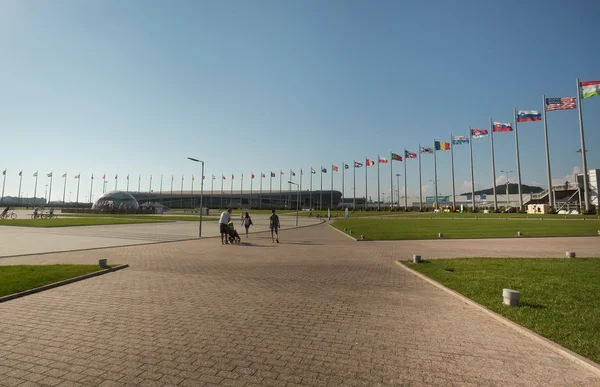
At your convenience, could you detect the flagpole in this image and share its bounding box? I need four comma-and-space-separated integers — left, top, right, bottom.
269, 173, 272, 209
541, 95, 554, 209
289, 170, 292, 208
377, 155, 381, 210
89, 175, 93, 204
390, 152, 393, 210
149, 175, 152, 193
18, 172, 23, 205
279, 172, 282, 208
115, 175, 118, 191
221, 176, 225, 209
365, 159, 368, 211
330, 165, 334, 209
469, 128, 475, 210
450, 134, 456, 210
513, 108, 523, 211
353, 161, 356, 210
48, 174, 53, 205
489, 119, 498, 211
259, 174, 263, 209
241, 174, 243, 208
171, 176, 175, 209
320, 166, 323, 211
433, 140, 438, 208
76, 174, 80, 203
33, 172, 39, 205
160, 175, 163, 195
126, 175, 130, 192
138, 174, 141, 193
576, 78, 591, 213
404, 151, 407, 209
191, 176, 194, 209
250, 174, 253, 209
1, 171, 6, 206
103, 175, 106, 194
342, 162, 345, 210
230, 175, 233, 208
181, 175, 184, 208
299, 170, 302, 209
418, 145, 422, 211
309, 170, 312, 210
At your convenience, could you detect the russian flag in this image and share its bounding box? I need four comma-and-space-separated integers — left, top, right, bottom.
493, 122, 513, 132
517, 110, 541, 122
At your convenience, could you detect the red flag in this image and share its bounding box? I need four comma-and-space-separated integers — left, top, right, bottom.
378, 157, 388, 164
251, 173, 255, 179
366, 159, 375, 166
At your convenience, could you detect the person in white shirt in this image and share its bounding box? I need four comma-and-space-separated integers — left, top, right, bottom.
241, 212, 253, 238
219, 208, 233, 244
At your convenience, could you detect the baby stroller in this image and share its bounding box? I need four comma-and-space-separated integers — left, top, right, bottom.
227, 222, 241, 243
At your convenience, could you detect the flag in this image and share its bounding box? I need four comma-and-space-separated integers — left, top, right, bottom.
420, 147, 433, 154
222, 175, 226, 180
291, 171, 296, 176
231, 174, 234, 180
311, 168, 316, 174
405, 150, 417, 159
47, 172, 53, 177
127, 174, 129, 180
102, 174, 106, 180
212, 175, 215, 180
354, 161, 363, 168
91, 174, 94, 180
391, 153, 403, 161
2, 169, 5, 176
492, 122, 513, 132
280, 170, 284, 175
33, 172, 38, 177
271, 172, 276, 177
321, 167, 327, 173
202, 176, 205, 180
301, 169, 304, 175
115, 174, 118, 179
332, 165, 339, 172
344, 164, 349, 169
366, 159, 375, 166
251, 173, 255, 179
192, 175, 195, 181
580, 80, 600, 99
452, 136, 469, 145
62, 173, 67, 178
261, 173, 265, 178
378, 157, 388, 164
241, 173, 243, 178
545, 97, 576, 111
18, 170, 22, 177
517, 110, 541, 122
471, 129, 488, 138
434, 141, 451, 150
74, 174, 80, 179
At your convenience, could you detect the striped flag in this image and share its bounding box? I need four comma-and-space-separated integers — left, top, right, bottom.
545, 97, 576, 111
366, 159, 375, 166
261, 173, 265, 178
354, 161, 363, 168
311, 168, 316, 174
517, 110, 541, 122
251, 173, 255, 179
2, 169, 5, 175
471, 129, 488, 138
391, 153, 403, 161
378, 157, 388, 164
492, 122, 513, 132
321, 167, 327, 173
580, 80, 600, 99
74, 174, 80, 179
405, 150, 417, 159
434, 141, 451, 151
452, 136, 469, 145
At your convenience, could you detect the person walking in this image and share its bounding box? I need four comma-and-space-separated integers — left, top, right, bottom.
269, 209, 280, 243
219, 208, 232, 245
241, 212, 253, 238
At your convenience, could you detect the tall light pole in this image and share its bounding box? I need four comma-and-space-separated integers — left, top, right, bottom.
288, 181, 299, 227
501, 170, 513, 207
187, 157, 205, 238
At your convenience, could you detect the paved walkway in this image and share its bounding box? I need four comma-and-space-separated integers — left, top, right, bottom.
0, 224, 599, 386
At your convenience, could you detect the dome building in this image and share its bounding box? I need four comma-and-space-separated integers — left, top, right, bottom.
92, 191, 140, 210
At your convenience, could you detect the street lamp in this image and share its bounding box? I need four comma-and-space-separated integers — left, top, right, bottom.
500, 170, 513, 207
288, 181, 299, 227
187, 157, 205, 238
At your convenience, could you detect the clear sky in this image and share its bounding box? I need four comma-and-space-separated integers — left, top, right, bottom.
1, 0, 599, 203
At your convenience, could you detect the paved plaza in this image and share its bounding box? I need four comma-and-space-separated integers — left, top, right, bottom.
0, 223, 599, 386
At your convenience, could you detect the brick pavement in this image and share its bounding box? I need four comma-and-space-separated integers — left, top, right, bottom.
0, 224, 599, 386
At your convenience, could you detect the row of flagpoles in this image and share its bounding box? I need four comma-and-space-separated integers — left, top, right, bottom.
1, 79, 598, 211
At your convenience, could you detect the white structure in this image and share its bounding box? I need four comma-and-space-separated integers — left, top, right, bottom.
527, 204, 550, 214
588, 169, 599, 206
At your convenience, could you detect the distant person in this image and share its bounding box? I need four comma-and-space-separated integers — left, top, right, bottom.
565, 180, 570, 190
219, 208, 233, 245
1, 207, 8, 218
270, 209, 280, 243
49, 207, 55, 217
33, 207, 39, 218
241, 212, 253, 238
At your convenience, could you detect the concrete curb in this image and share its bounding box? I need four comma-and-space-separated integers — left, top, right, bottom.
394, 260, 600, 377
0, 264, 129, 304
327, 223, 358, 241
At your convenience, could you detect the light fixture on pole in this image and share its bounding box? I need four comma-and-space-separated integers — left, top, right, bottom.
288, 181, 299, 227
187, 157, 205, 238
500, 170, 513, 207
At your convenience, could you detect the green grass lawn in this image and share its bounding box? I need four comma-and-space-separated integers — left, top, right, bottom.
332, 218, 600, 239
0, 265, 106, 297
404, 258, 600, 364
59, 213, 218, 222
0, 218, 168, 227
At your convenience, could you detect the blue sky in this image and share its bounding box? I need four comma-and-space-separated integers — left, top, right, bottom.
1, 0, 599, 203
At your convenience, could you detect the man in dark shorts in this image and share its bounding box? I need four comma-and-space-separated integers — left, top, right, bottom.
270, 209, 280, 243
219, 208, 232, 244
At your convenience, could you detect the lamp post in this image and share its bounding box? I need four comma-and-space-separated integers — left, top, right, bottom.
288, 181, 299, 227
500, 170, 513, 207
187, 157, 205, 238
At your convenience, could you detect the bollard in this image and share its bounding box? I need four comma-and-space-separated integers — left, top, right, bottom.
349, 230, 353, 234
597, 230, 600, 235
438, 233, 443, 238
360, 235, 365, 240
503, 289, 520, 307
344, 228, 347, 231
566, 252, 576, 258
413, 255, 422, 263
517, 231, 522, 237
99, 258, 108, 268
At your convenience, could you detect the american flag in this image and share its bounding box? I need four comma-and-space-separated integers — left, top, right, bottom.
405, 150, 417, 159
545, 97, 576, 111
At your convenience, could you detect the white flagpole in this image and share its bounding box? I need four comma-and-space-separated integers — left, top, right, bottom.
418, 145, 423, 211
541, 95, 554, 209
48, 174, 53, 204
160, 175, 163, 195
137, 174, 141, 193
230, 175, 233, 207
260, 174, 263, 209
342, 162, 345, 209
1, 171, 6, 206
221, 176, 225, 208
514, 108, 523, 210
469, 128, 475, 210
489, 119, 498, 211
115, 175, 118, 191
377, 155, 381, 210
33, 172, 39, 204
126, 175, 129, 192
353, 161, 356, 209
181, 175, 184, 208
18, 172, 23, 205
576, 78, 591, 213
62, 173, 67, 203
320, 166, 323, 211
330, 165, 333, 209
250, 174, 253, 209
191, 176, 194, 209
299, 170, 302, 208
433, 140, 438, 208
76, 174, 80, 203
149, 175, 152, 193
365, 159, 368, 210
89, 175, 93, 204
450, 134, 456, 210
404, 151, 407, 209
390, 152, 393, 209
309, 170, 312, 210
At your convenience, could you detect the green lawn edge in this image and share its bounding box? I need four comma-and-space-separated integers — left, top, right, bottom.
0, 265, 107, 297
402, 258, 600, 364
0, 218, 169, 228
